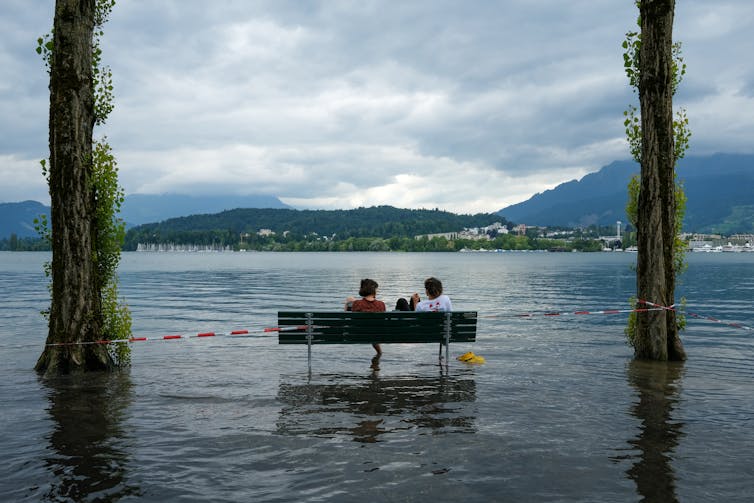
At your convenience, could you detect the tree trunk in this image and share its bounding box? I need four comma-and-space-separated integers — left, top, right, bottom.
36, 0, 114, 374
635, 0, 686, 361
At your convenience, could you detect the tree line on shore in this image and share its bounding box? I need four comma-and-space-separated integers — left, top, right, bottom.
132, 233, 605, 252
2, 205, 616, 252
0, 229, 606, 252
120, 205, 610, 252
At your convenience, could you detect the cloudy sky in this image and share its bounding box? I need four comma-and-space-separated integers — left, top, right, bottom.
2, 1, 753, 213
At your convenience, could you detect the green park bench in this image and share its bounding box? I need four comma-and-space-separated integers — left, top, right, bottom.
276, 310, 478, 368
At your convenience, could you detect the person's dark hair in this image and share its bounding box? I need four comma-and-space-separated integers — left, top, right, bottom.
424, 277, 443, 298
395, 298, 410, 311
359, 278, 379, 297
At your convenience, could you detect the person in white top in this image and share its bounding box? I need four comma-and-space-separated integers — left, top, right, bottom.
411, 277, 452, 312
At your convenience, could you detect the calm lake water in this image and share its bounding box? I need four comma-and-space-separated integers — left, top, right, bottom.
1, 251, 753, 502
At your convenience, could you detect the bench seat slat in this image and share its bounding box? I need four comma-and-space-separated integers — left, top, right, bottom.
277, 311, 477, 344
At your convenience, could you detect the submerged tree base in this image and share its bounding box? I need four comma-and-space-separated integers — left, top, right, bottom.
35, 346, 116, 376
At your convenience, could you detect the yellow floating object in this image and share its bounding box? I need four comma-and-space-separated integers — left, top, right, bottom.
457, 351, 485, 364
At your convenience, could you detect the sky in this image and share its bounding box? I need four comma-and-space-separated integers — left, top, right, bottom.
1, 1, 753, 214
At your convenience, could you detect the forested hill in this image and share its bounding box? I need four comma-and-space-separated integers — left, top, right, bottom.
123, 206, 505, 250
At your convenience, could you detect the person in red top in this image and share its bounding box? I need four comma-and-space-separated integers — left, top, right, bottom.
349, 278, 386, 355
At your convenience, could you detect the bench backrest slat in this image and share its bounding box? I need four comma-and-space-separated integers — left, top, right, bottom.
277, 311, 477, 344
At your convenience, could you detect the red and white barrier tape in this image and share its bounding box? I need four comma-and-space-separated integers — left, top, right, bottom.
264, 325, 331, 332
45, 329, 261, 347
638, 299, 752, 331
41, 325, 328, 347
263, 325, 311, 332
38, 301, 752, 348
484, 306, 667, 319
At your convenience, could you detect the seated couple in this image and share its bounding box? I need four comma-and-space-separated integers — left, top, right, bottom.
345, 277, 452, 355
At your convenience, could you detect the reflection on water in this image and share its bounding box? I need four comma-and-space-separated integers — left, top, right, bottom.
624, 360, 685, 503
276, 364, 476, 443
41, 371, 141, 502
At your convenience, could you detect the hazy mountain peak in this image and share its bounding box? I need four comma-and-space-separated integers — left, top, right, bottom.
498, 154, 754, 233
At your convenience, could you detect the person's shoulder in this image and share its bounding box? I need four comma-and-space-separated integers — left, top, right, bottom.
415, 299, 431, 311
352, 298, 387, 312
352, 298, 368, 308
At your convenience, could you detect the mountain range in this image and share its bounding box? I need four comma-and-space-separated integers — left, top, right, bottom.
498, 153, 754, 234
0, 194, 289, 239
2, 153, 752, 239
0, 200, 48, 239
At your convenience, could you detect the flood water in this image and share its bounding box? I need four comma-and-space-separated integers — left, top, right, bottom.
1, 251, 753, 502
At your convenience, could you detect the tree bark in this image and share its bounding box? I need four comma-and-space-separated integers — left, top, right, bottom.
36, 0, 114, 374
635, 0, 686, 361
